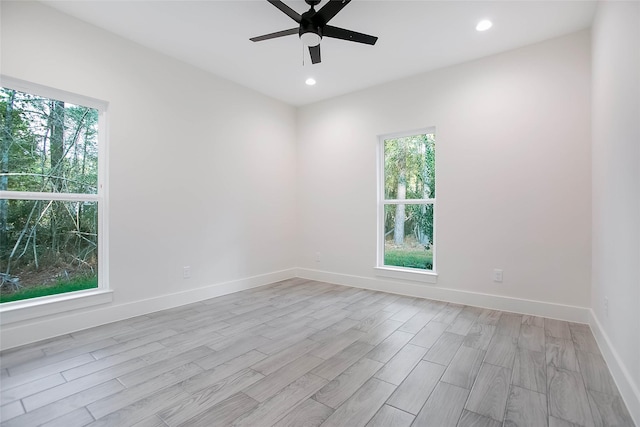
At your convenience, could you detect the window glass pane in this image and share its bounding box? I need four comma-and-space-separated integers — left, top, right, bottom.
0, 199, 98, 303
1, 87, 99, 194
384, 203, 433, 270
384, 133, 435, 200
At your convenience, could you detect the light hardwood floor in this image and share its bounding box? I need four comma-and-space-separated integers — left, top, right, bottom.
0, 278, 635, 426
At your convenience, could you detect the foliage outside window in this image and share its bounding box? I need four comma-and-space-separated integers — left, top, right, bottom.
379, 130, 435, 272
0, 80, 105, 304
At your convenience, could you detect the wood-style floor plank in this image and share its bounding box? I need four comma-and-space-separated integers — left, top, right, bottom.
484, 334, 518, 369
39, 407, 94, 427
1, 373, 66, 407
251, 339, 319, 376
244, 354, 324, 402
503, 385, 547, 427
409, 321, 449, 348
547, 366, 595, 427
412, 381, 469, 427
495, 314, 522, 338
311, 341, 374, 381
517, 325, 545, 353
373, 344, 427, 385
586, 389, 635, 427
512, 348, 546, 394
458, 410, 502, 427
462, 323, 495, 351
313, 358, 383, 409
0, 400, 24, 422
398, 310, 436, 334
365, 405, 414, 427
2, 380, 124, 427
320, 378, 396, 427
476, 309, 502, 326
386, 360, 444, 415
90, 383, 192, 427
546, 336, 578, 371
440, 346, 485, 389
575, 350, 619, 396
176, 392, 259, 427
423, 332, 465, 366
570, 327, 600, 355
159, 368, 264, 426
271, 398, 333, 427
184, 350, 266, 394
86, 363, 202, 420
545, 318, 571, 340
464, 363, 511, 422
366, 330, 414, 363
521, 315, 544, 328
232, 373, 327, 427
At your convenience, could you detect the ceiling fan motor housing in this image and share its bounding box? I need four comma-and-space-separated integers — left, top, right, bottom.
299, 16, 322, 46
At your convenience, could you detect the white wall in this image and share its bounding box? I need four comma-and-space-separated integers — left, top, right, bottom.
591, 1, 640, 422
297, 31, 592, 313
0, 1, 297, 347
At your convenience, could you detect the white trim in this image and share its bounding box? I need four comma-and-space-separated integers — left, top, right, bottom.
0, 191, 99, 201
383, 199, 436, 205
374, 266, 438, 283
296, 268, 590, 323
1, 75, 108, 111
97, 105, 109, 296
0, 268, 296, 350
379, 127, 437, 141
0, 289, 113, 324
589, 310, 640, 426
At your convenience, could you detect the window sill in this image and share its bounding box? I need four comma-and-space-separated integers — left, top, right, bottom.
374, 266, 438, 284
0, 289, 113, 325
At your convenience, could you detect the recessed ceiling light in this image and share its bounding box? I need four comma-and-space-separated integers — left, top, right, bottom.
476, 20, 493, 32
305, 78, 316, 86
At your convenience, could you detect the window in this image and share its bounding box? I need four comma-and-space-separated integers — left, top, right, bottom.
0, 78, 107, 305
377, 129, 436, 276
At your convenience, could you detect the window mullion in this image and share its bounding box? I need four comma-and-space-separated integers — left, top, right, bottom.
0, 191, 100, 202
382, 199, 435, 205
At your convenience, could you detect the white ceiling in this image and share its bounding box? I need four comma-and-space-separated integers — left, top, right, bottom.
44, 0, 597, 106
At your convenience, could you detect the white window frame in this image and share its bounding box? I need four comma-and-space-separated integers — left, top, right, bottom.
0, 76, 112, 324
375, 127, 438, 283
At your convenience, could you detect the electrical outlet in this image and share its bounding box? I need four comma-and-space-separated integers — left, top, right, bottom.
493, 268, 504, 283
315, 252, 321, 263
604, 297, 609, 317
183, 266, 191, 279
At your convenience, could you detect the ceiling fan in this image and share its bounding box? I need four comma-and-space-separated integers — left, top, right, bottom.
250, 0, 378, 64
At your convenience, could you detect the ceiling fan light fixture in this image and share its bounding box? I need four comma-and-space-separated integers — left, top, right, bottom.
300, 31, 321, 47
476, 19, 493, 31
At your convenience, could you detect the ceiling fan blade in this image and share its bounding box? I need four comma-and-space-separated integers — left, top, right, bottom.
323, 25, 378, 45
267, 0, 301, 23
309, 45, 321, 64
250, 28, 298, 42
317, 0, 352, 24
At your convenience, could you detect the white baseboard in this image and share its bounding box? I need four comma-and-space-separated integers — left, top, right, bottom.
0, 268, 297, 350
0, 266, 591, 349
589, 310, 640, 426
295, 268, 590, 323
